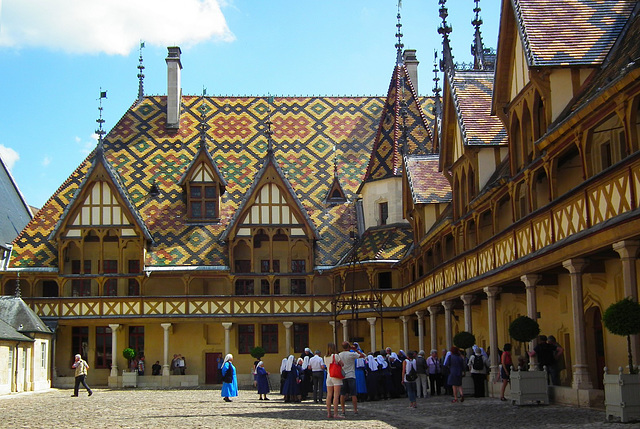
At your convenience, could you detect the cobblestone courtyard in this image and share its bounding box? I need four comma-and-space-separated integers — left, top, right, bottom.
0, 388, 636, 428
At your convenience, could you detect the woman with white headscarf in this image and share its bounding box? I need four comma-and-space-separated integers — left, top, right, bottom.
279, 357, 288, 397
255, 361, 270, 400
221, 354, 238, 402
377, 354, 392, 400
366, 354, 380, 401
282, 355, 301, 402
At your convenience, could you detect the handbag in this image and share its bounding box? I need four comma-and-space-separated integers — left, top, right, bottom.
222, 365, 234, 383
329, 355, 344, 379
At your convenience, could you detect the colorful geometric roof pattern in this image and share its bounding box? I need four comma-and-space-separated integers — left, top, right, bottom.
405, 155, 452, 204
360, 64, 435, 188
515, 0, 636, 66
452, 71, 507, 146
342, 223, 414, 263
10, 94, 434, 269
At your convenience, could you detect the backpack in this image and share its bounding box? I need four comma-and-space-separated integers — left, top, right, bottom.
472, 355, 485, 371
406, 365, 418, 381
222, 365, 234, 383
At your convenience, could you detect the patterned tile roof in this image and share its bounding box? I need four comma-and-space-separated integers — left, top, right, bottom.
360, 64, 435, 188
11, 95, 434, 269
405, 155, 452, 204
515, 0, 637, 66
342, 223, 414, 264
451, 71, 508, 146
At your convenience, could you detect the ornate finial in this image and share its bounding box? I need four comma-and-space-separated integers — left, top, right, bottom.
333, 144, 338, 177
265, 95, 274, 154
432, 50, 441, 97
438, 0, 452, 41
473, 0, 482, 30
15, 272, 21, 298
96, 89, 107, 153
395, 1, 404, 66
471, 0, 485, 70
137, 41, 145, 102
197, 90, 209, 150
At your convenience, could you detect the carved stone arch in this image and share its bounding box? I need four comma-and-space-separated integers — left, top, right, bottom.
583, 291, 603, 313
511, 111, 523, 172
551, 139, 583, 198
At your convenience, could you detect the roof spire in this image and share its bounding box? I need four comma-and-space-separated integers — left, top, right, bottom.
395, 0, 404, 66
14, 272, 21, 298
265, 95, 274, 155
438, 0, 455, 76
197, 90, 209, 151
96, 89, 107, 155
137, 41, 145, 102
471, 0, 485, 70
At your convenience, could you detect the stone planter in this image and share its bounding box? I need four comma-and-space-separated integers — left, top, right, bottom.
122, 370, 137, 388
509, 366, 548, 405
604, 367, 640, 423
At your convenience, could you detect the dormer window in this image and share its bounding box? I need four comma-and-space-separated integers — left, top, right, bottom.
188, 182, 218, 220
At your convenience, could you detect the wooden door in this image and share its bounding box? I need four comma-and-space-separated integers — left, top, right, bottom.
205, 352, 222, 384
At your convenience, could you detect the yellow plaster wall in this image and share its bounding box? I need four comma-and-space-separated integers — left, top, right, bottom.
360, 178, 407, 229
510, 36, 530, 102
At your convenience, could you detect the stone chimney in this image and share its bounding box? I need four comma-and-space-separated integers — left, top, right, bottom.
165, 46, 182, 129
403, 49, 419, 94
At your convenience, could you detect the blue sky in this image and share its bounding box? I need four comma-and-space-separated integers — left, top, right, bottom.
0, 0, 500, 209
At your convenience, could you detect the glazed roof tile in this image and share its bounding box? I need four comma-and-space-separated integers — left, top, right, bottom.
452, 71, 507, 146
341, 223, 414, 264
11, 95, 433, 268
515, 0, 636, 66
405, 155, 452, 204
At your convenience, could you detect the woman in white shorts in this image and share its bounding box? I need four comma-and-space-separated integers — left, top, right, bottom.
324, 343, 343, 418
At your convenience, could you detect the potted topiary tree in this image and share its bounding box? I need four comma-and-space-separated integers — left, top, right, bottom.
249, 346, 267, 388
507, 316, 547, 405
122, 347, 137, 387
453, 331, 476, 396
602, 297, 640, 422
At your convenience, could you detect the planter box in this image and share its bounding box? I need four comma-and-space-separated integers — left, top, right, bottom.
122, 370, 137, 388
509, 367, 549, 405
604, 367, 640, 423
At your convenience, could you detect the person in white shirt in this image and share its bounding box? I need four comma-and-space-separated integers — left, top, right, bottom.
308, 350, 325, 403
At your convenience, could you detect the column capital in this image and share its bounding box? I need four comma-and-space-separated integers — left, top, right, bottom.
328, 321, 336, 327
483, 286, 501, 298
460, 294, 475, 306
366, 317, 377, 326
441, 300, 454, 311
108, 323, 120, 331
160, 323, 172, 331
427, 305, 440, 316
399, 315, 410, 323
222, 322, 233, 330
520, 274, 542, 288
562, 258, 588, 274
415, 310, 425, 319
613, 240, 640, 259
282, 321, 293, 329
340, 319, 348, 327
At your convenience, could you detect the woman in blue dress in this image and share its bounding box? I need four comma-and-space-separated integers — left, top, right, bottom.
221, 354, 238, 402
355, 355, 368, 401
255, 360, 270, 400
445, 347, 466, 403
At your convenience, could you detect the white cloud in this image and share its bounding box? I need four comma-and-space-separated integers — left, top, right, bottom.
0, 0, 234, 55
0, 144, 20, 170
75, 134, 97, 157
42, 156, 51, 167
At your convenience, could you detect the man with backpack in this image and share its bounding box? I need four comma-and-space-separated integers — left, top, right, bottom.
468, 346, 488, 397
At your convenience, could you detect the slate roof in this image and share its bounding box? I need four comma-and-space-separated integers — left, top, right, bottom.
515, 0, 637, 67
10, 95, 435, 269
340, 223, 414, 265
451, 71, 507, 146
405, 155, 452, 204
0, 296, 52, 336
0, 155, 32, 247
0, 318, 33, 342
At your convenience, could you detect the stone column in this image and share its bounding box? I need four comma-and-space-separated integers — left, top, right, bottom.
367, 317, 377, 352
428, 305, 439, 352
400, 316, 410, 351
109, 324, 120, 377
415, 311, 425, 353
484, 286, 501, 376
160, 323, 171, 376
521, 274, 541, 370
562, 258, 592, 390
283, 322, 293, 355
460, 294, 474, 334
442, 300, 454, 350
222, 323, 233, 357
329, 321, 337, 345
613, 240, 640, 365
340, 319, 349, 343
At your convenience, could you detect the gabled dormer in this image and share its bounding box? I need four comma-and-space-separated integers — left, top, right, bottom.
178, 139, 227, 223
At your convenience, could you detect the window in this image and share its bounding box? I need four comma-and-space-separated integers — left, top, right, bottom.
261, 260, 270, 273
103, 260, 117, 296
261, 324, 278, 354
41, 343, 47, 368
379, 202, 388, 226
291, 279, 306, 294
72, 326, 89, 360
260, 279, 270, 295
8, 347, 13, 369
96, 326, 112, 369
189, 184, 218, 219
129, 326, 144, 357
42, 280, 58, 297
293, 323, 309, 353
128, 260, 140, 296
235, 279, 254, 295
291, 259, 306, 273
378, 272, 392, 289
274, 279, 281, 295
235, 260, 251, 273
272, 260, 280, 273
71, 260, 92, 296
238, 324, 255, 354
